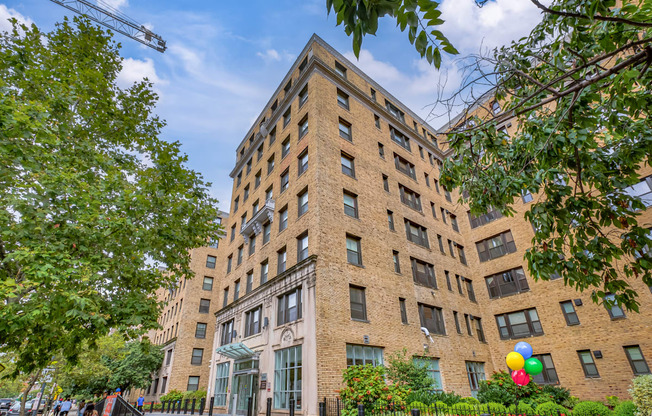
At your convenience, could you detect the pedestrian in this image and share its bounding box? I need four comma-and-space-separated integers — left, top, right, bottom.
83, 404, 94, 416
59, 398, 72, 416
78, 400, 87, 416
53, 399, 62, 416
136, 395, 144, 413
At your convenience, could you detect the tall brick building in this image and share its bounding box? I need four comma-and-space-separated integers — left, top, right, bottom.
141, 211, 228, 402
185, 35, 646, 415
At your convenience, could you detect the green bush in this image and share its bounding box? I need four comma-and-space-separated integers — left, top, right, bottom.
606, 397, 621, 409
431, 392, 462, 406
612, 401, 636, 416
340, 364, 409, 416
572, 401, 611, 416
430, 402, 448, 415
563, 397, 581, 410
449, 403, 477, 416
160, 389, 184, 403
507, 403, 535, 414
629, 375, 652, 416
183, 389, 207, 400
536, 402, 568, 416
461, 397, 481, 405
484, 403, 507, 414
409, 401, 428, 410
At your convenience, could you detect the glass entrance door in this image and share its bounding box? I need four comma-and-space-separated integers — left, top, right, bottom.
231, 373, 258, 415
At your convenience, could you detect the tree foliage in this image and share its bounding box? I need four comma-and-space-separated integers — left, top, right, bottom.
385, 349, 435, 395
0, 17, 222, 376
331, 0, 652, 311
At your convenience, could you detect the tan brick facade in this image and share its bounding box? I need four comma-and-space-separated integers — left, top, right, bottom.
156, 35, 651, 413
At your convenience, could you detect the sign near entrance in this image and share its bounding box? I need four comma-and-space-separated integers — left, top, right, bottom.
103, 395, 117, 416
260, 380, 266, 390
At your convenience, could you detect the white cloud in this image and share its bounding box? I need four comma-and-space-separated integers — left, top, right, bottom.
98, 0, 128, 11
117, 57, 167, 91
257, 48, 295, 63
0, 4, 34, 33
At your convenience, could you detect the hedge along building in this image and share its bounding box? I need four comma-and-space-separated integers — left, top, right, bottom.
205, 34, 652, 416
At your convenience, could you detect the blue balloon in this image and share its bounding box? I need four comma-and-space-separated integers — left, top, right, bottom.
514, 342, 533, 360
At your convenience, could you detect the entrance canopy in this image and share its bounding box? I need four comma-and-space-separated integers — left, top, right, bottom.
215, 343, 256, 360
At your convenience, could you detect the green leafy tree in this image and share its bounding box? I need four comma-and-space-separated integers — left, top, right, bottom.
339, 364, 409, 416
106, 339, 163, 392
0, 14, 221, 383
330, 0, 652, 311
385, 349, 435, 395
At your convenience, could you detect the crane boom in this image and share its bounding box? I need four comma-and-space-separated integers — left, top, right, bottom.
48, 0, 166, 52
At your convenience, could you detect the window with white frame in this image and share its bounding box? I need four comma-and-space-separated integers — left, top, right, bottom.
214, 362, 230, 406
274, 345, 302, 409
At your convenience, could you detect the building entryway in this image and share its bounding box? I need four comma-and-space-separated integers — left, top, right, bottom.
229, 358, 259, 415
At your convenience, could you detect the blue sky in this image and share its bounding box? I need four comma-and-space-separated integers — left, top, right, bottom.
1, 0, 545, 212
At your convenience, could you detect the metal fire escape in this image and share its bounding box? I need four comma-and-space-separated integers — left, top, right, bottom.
48, 0, 166, 52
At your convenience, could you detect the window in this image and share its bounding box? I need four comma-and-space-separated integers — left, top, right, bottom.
346, 235, 362, 265
346, 344, 384, 367
578, 350, 600, 378
195, 322, 207, 339
390, 127, 411, 151
298, 116, 309, 139
298, 149, 308, 176
370, 88, 376, 101
474, 316, 485, 341
405, 219, 429, 248
382, 174, 389, 192
419, 146, 424, 158
445, 189, 452, 202
223, 288, 229, 307
560, 301, 580, 325
274, 345, 302, 410
199, 298, 210, 314
166, 349, 173, 365
387, 210, 395, 231
335, 61, 347, 78
456, 275, 464, 295
297, 188, 309, 216
283, 107, 291, 127
298, 85, 308, 107
257, 144, 264, 161
411, 258, 437, 288
451, 214, 459, 232
341, 153, 355, 177
496, 308, 543, 339
440, 208, 447, 224
203, 276, 214, 291
237, 245, 244, 265
236, 173, 242, 188
531, 354, 559, 385
466, 362, 485, 398
375, 115, 381, 129
267, 154, 275, 174
263, 222, 271, 244
284, 79, 292, 94
465, 279, 476, 302
413, 121, 418, 131
604, 293, 626, 319
453, 311, 461, 334
206, 255, 216, 269
349, 286, 367, 321
245, 306, 262, 337
220, 319, 234, 345
161, 377, 168, 394
339, 119, 352, 141
277, 247, 287, 274
260, 260, 269, 284
277, 207, 288, 233
394, 154, 416, 179
458, 245, 467, 265
280, 169, 289, 193
425, 173, 430, 187
246, 159, 252, 175
246, 271, 253, 293
297, 232, 309, 261
445, 271, 452, 291
624, 175, 652, 207
187, 376, 200, 392
337, 89, 349, 110
419, 303, 446, 335
277, 287, 301, 325
399, 298, 408, 324
255, 171, 262, 189
399, 184, 422, 211
522, 191, 534, 203
234, 280, 240, 300
485, 267, 530, 298
434, 179, 440, 193
266, 186, 274, 201
438, 235, 445, 253
299, 57, 308, 73
468, 206, 503, 229
191, 348, 204, 365
226, 255, 233, 273
491, 101, 501, 114
624, 346, 650, 375
393, 250, 401, 273
476, 231, 517, 262
385, 100, 405, 122
414, 358, 443, 391
249, 235, 256, 256
343, 191, 358, 218
269, 127, 277, 144
281, 137, 291, 158
214, 362, 230, 406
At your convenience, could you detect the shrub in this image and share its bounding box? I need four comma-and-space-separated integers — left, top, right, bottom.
340, 364, 409, 416
430, 402, 449, 415
160, 390, 184, 403
409, 401, 428, 410
449, 403, 477, 416
507, 403, 535, 415
536, 402, 568, 416
629, 375, 652, 416
431, 392, 462, 406
477, 371, 541, 405
461, 397, 481, 405
484, 402, 507, 415
387, 350, 437, 395
572, 401, 612, 416
183, 389, 207, 400
606, 397, 621, 409
612, 401, 636, 416
563, 397, 581, 410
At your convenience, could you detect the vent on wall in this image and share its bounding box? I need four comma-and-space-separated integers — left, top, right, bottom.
593, 350, 603, 359
574, 299, 583, 306
363, 335, 370, 344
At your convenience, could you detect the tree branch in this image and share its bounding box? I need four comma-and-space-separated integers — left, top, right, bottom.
530, 0, 652, 28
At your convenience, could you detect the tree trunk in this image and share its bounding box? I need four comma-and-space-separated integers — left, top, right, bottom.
19, 369, 43, 416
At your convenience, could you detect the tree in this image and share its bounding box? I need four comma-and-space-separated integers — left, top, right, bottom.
330, 0, 652, 311
105, 338, 163, 393
385, 349, 434, 395
0, 15, 222, 385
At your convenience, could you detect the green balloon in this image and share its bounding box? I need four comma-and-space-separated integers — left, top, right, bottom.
524, 357, 543, 375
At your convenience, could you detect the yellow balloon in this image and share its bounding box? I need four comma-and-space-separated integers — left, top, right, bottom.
506, 351, 525, 370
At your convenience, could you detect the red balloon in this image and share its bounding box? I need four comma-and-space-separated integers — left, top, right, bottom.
511, 369, 531, 386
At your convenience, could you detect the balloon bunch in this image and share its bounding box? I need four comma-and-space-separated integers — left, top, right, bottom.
505, 341, 542, 386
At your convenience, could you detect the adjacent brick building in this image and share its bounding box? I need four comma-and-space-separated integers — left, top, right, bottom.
150, 35, 650, 413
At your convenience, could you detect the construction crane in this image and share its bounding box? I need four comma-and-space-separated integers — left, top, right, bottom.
48, 0, 166, 52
